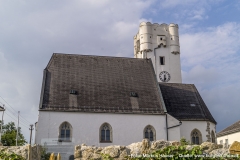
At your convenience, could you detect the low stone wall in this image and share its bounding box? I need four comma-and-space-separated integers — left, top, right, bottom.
0, 144, 42, 160
74, 139, 237, 160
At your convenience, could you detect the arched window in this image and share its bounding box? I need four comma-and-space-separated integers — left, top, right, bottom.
144, 125, 156, 141
191, 129, 202, 145
100, 123, 112, 143
211, 130, 215, 143
59, 122, 72, 142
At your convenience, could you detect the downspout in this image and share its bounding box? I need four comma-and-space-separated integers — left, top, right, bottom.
166, 115, 182, 141
168, 120, 182, 129
165, 113, 168, 141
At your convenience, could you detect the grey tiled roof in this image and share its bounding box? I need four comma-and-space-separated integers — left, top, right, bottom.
39, 53, 165, 114
159, 83, 216, 124
217, 120, 240, 137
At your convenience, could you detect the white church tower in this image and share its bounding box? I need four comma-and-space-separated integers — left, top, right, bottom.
134, 22, 182, 83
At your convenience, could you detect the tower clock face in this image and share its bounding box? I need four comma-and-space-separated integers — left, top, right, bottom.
159, 71, 171, 82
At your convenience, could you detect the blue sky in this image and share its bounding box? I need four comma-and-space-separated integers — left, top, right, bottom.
0, 0, 240, 143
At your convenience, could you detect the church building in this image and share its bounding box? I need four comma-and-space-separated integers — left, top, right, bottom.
35, 22, 217, 158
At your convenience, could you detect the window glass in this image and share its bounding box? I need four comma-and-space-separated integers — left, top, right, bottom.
150, 131, 153, 141
106, 130, 110, 141
145, 131, 148, 139
196, 137, 199, 144
101, 130, 105, 141
160, 57, 165, 65
61, 130, 65, 138
225, 139, 228, 144
66, 130, 70, 139
192, 137, 195, 144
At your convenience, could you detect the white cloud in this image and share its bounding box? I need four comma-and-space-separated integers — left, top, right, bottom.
0, 0, 155, 141
0, 52, 7, 68
180, 22, 240, 131
159, 0, 224, 22
181, 22, 240, 69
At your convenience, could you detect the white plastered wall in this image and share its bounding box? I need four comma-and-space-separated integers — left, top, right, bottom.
36, 111, 167, 147
217, 132, 240, 146
166, 114, 181, 141
180, 121, 216, 143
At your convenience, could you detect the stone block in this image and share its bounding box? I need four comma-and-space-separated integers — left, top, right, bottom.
101, 146, 120, 158
141, 139, 150, 154
229, 141, 240, 155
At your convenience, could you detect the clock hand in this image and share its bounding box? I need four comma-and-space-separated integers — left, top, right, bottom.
164, 75, 166, 81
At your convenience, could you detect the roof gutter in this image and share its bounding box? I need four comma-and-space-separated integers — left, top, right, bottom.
166, 114, 182, 141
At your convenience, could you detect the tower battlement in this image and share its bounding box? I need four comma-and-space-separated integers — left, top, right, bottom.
134, 22, 180, 57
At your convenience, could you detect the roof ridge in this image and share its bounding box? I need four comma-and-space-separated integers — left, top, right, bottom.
52, 53, 146, 60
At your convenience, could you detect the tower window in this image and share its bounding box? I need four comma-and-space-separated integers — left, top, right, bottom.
160, 57, 165, 65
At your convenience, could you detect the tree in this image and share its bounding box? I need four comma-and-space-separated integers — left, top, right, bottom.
0, 121, 27, 146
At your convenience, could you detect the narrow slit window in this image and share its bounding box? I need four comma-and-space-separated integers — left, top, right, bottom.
160, 56, 165, 65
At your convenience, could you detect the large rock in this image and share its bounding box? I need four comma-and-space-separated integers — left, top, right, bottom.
209, 148, 229, 156
200, 142, 218, 153
229, 141, 240, 155
119, 146, 130, 159
185, 145, 198, 150
0, 146, 30, 159
169, 141, 180, 146
141, 139, 150, 154
101, 145, 120, 158
73, 139, 236, 159
126, 142, 142, 155
151, 140, 170, 150
74, 145, 81, 158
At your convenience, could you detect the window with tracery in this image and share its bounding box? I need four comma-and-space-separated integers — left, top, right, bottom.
144, 125, 155, 141
100, 123, 112, 142
191, 129, 202, 145
59, 122, 72, 142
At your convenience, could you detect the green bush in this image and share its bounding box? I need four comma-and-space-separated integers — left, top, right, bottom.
40, 147, 51, 160
180, 137, 190, 145
101, 153, 114, 160
0, 149, 25, 160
